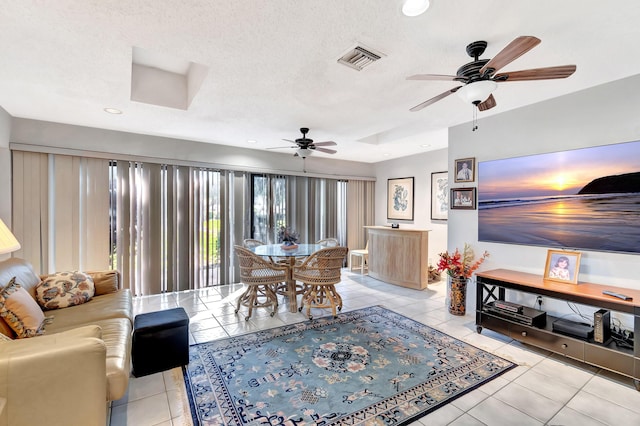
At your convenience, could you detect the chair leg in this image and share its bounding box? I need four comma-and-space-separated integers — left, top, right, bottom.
236, 284, 279, 320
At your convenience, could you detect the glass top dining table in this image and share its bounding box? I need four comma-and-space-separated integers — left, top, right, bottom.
250, 244, 322, 312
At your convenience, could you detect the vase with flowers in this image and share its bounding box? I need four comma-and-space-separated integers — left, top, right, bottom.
437, 243, 489, 315
277, 226, 299, 250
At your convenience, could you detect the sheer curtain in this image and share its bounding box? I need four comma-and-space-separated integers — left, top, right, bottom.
12, 151, 111, 273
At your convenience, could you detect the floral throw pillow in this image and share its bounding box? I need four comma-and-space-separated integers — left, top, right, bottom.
0, 277, 47, 338
36, 271, 95, 310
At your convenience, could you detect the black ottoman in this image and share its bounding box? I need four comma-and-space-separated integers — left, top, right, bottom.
132, 307, 189, 377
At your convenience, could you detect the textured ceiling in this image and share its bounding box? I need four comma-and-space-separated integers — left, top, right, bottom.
2, 1, 640, 163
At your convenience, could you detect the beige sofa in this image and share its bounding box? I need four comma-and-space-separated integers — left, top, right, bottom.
0, 258, 132, 426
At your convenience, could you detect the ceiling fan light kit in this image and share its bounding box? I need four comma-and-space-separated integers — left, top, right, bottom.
456, 80, 497, 105
402, 0, 430, 17
296, 148, 313, 158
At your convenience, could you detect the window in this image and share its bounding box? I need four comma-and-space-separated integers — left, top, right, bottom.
110, 162, 223, 295
250, 174, 346, 245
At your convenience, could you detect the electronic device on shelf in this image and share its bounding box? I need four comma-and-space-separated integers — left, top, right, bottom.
594, 309, 611, 344
494, 300, 523, 314
552, 318, 594, 340
483, 301, 546, 328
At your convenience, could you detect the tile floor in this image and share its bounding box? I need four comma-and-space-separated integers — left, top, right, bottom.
109, 270, 640, 426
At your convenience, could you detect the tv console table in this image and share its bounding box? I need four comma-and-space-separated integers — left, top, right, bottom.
476, 269, 640, 389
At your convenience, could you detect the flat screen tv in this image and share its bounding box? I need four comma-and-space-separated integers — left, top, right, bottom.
478, 140, 640, 254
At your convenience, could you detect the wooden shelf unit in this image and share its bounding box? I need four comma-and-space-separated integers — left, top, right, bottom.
476, 269, 640, 388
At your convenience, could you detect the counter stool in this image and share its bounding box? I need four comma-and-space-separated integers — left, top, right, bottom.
132, 307, 189, 377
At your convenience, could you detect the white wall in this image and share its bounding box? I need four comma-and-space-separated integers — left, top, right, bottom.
448, 74, 640, 319
373, 145, 449, 266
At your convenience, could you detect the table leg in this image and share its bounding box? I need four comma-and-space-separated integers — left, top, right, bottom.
287, 257, 298, 313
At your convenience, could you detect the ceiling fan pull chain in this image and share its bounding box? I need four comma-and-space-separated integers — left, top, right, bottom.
472, 105, 478, 131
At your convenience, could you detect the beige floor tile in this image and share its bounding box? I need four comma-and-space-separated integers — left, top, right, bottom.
567, 390, 639, 425
110, 393, 172, 426
468, 396, 543, 426
549, 407, 608, 426
493, 382, 564, 423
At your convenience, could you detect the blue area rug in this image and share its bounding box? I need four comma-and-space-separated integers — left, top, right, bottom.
183, 306, 514, 425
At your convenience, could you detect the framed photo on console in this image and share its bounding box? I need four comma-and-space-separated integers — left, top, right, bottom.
544, 249, 581, 284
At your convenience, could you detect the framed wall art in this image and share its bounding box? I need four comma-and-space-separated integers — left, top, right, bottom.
431, 171, 448, 220
544, 249, 581, 284
454, 157, 475, 183
450, 187, 476, 210
387, 177, 414, 220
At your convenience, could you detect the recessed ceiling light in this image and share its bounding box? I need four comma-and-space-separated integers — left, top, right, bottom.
402, 0, 430, 16
383, 153, 391, 157
247, 140, 257, 144
420, 144, 431, 148
104, 108, 122, 114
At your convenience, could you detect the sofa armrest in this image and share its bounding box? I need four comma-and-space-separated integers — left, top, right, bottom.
0, 328, 108, 426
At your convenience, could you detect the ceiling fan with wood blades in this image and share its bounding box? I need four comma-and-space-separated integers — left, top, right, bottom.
407, 36, 577, 113
267, 128, 337, 158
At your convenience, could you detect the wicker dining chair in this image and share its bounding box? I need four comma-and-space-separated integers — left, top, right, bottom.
293, 246, 348, 320
234, 246, 287, 320
315, 238, 339, 247
243, 239, 265, 249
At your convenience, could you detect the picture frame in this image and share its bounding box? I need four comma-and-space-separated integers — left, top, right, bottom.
454, 157, 475, 183
450, 187, 476, 210
430, 171, 448, 221
544, 249, 582, 284
387, 177, 414, 221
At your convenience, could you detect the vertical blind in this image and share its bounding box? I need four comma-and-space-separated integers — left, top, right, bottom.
12, 150, 373, 296
113, 162, 234, 296
12, 151, 111, 273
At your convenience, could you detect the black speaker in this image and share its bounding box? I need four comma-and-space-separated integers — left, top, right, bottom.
594, 309, 611, 344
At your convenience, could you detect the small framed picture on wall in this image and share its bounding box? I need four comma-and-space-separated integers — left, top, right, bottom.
454, 157, 475, 183
450, 187, 476, 210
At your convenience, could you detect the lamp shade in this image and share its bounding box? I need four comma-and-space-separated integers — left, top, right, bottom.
402, 0, 430, 16
456, 80, 497, 105
296, 148, 313, 159
0, 219, 20, 255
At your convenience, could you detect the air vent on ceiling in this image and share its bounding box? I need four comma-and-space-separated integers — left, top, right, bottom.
337, 45, 385, 71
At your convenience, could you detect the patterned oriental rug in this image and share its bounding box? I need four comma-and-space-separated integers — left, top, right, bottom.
183, 306, 515, 425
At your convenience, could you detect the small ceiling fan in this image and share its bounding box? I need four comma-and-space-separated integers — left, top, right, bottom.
407, 36, 577, 113
267, 128, 337, 158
